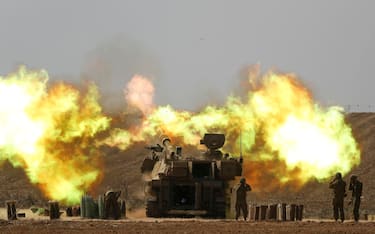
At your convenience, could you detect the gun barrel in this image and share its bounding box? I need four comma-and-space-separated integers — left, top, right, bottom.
145, 144, 163, 152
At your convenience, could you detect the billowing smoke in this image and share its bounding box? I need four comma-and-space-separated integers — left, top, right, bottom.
124, 75, 155, 116
81, 36, 162, 113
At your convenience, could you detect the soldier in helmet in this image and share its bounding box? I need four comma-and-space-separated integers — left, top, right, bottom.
348, 174, 363, 222
235, 177, 252, 221
329, 172, 347, 222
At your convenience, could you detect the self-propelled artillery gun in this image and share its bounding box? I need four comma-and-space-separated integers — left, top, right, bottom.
141, 133, 242, 218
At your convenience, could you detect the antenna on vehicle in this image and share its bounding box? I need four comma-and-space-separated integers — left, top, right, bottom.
239, 130, 243, 164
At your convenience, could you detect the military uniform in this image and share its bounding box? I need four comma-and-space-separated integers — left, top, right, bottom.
329, 173, 346, 222
235, 178, 251, 221
349, 175, 363, 222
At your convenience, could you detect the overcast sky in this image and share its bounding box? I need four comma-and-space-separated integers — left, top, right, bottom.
0, 0, 374, 112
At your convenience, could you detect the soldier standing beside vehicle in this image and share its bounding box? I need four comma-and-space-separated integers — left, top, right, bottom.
235, 177, 251, 221
329, 172, 347, 222
348, 175, 363, 222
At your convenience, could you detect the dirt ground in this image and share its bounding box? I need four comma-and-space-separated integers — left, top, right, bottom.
1, 218, 375, 234
0, 208, 374, 234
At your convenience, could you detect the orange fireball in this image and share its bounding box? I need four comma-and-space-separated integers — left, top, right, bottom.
107, 70, 360, 191
0, 67, 110, 205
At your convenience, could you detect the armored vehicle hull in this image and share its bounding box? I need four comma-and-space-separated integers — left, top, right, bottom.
141, 134, 242, 218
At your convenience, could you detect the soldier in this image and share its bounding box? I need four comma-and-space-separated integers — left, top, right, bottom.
348, 175, 363, 222
235, 177, 252, 221
329, 172, 347, 222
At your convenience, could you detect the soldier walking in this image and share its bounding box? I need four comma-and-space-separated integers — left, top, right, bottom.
235, 177, 251, 221
348, 175, 363, 222
329, 172, 347, 222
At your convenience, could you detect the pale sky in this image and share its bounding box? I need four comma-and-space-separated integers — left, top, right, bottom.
0, 0, 374, 112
